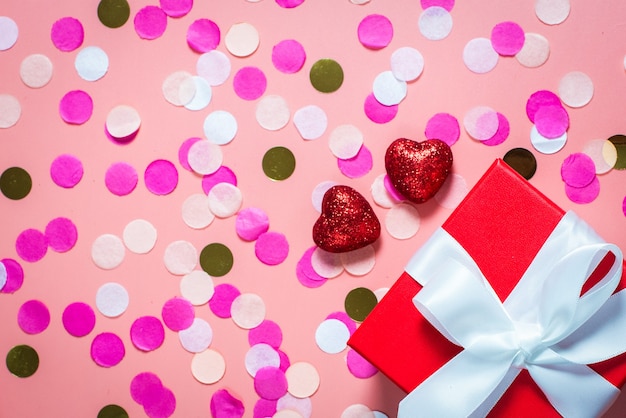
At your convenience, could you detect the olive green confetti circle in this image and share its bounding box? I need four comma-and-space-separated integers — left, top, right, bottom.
262, 146, 296, 181
98, 404, 129, 418
503, 147, 537, 180
200, 243, 233, 277
6, 344, 39, 378
0, 166, 32, 200
608, 134, 626, 170
344, 287, 378, 322
310, 59, 344, 93
97, 0, 131, 28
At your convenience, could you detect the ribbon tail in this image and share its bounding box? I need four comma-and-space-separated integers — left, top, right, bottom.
398, 350, 513, 418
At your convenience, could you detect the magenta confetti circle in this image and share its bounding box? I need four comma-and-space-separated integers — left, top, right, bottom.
15, 228, 48, 263
364, 93, 398, 124
248, 320, 283, 349
534, 105, 569, 139
130, 316, 165, 352
277, 349, 290, 371
143, 386, 176, 418
561, 153, 596, 188
17, 299, 51, 334
425, 112, 460, 146
337, 145, 373, 179
131, 372, 164, 405
482, 112, 510, 146
134, 5, 167, 40
91, 332, 125, 367
50, 154, 83, 188
144, 159, 178, 195
295, 247, 327, 288
254, 232, 289, 266
208, 283, 240, 318
0, 258, 24, 294
526, 90, 562, 122
421, 0, 455, 11
357, 14, 393, 50
45, 217, 78, 253
254, 366, 288, 401
105, 162, 138, 196
210, 389, 245, 418
187, 18, 220, 53
235, 207, 270, 241
62, 302, 96, 337
160, 0, 193, 17
565, 176, 600, 204
59, 90, 93, 125
51, 17, 84, 52
178, 137, 202, 171
233, 66, 267, 101
201, 165, 237, 194
272, 39, 306, 74
161, 297, 194, 331
490, 21, 525, 56
346, 348, 378, 378
275, 0, 305, 8
254, 399, 277, 418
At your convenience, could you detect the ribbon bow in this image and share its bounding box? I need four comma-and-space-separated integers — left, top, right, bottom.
400, 211, 625, 418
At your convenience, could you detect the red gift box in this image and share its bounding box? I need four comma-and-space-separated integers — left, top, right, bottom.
348, 159, 626, 417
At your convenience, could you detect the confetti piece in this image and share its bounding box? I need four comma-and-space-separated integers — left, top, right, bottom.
123, 219, 157, 254
434, 173, 468, 209
196, 50, 231, 86
62, 302, 96, 337
182, 193, 215, 229
0, 167, 29, 198
326, 311, 357, 335
425, 112, 460, 146
0, 94, 21, 128
309, 59, 344, 93
233, 66, 267, 101
144, 159, 178, 195
535, 0, 570, 25
345, 287, 378, 322
255, 366, 288, 401
418, 6, 453, 41
421, 0, 454, 11
0, 16, 18, 51
231, 293, 266, 329
534, 104, 569, 138
45, 217, 77, 253
370, 174, 399, 209
163, 240, 197, 275
210, 389, 245, 418
329, 124, 364, 159
106, 105, 141, 139
225, 22, 259, 57
463, 106, 499, 141
209, 283, 241, 318
191, 349, 226, 384
162, 70, 196, 106
92, 234, 125, 269
363, 93, 398, 124
143, 386, 176, 418
515, 32, 550, 68
310, 247, 344, 279
248, 320, 283, 349
105, 162, 138, 196
178, 137, 202, 171
59, 90, 93, 125
15, 229, 48, 262
130, 372, 164, 405
257, 95, 290, 131
6, 345, 38, 378
357, 14, 393, 50
272, 39, 306, 73
277, 394, 312, 418
565, 176, 600, 204
530, 125, 567, 154
18, 300, 50, 334
526, 90, 561, 122
75, 46, 109, 81
162, 297, 194, 331
383, 174, 406, 202
608, 134, 626, 170
246, 343, 280, 377
561, 153, 596, 188
293, 105, 327, 140
340, 245, 375, 276
463, 37, 499, 74
273, 409, 304, 418
372, 71, 407, 106
315, 318, 350, 354
286, 362, 320, 398
390, 47, 424, 82
0, 258, 24, 294
558, 71, 594, 108
254, 399, 277, 418
50, 154, 83, 188
185, 76, 212, 111
131, 316, 165, 351
98, 0, 131, 28
346, 349, 378, 379
312, 181, 338, 212
255, 231, 289, 265
188, 139, 224, 175
490, 21, 525, 56
582, 139, 617, 174
180, 270, 214, 305
338, 145, 373, 179
262, 146, 296, 181
96, 282, 129, 318
160, 0, 193, 17
235, 207, 270, 241
482, 112, 510, 146
277, 349, 291, 372
341, 404, 375, 418
276, 0, 305, 8
134, 6, 167, 40
20, 54, 53, 88
200, 242, 233, 276
179, 317, 213, 353
187, 18, 220, 53
295, 247, 328, 288
91, 332, 125, 367
503, 147, 537, 180
98, 404, 129, 418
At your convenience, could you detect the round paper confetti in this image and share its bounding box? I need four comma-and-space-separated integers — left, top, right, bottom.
98, 0, 131, 28
20, 54, 53, 88
311, 247, 344, 279
425, 112, 460, 146
196, 50, 231, 86
358, 14, 393, 49
15, 228, 48, 263
200, 242, 233, 277
390, 47, 424, 82
482, 112, 510, 146
246, 343, 280, 377
131, 316, 165, 351
272, 39, 306, 73
329, 124, 364, 159
310, 59, 344, 93
106, 105, 141, 139
144, 159, 178, 195
285, 362, 320, 399
164, 240, 197, 275
203, 110, 237, 145
162, 70, 196, 106
180, 270, 214, 305
98, 404, 129, 418
202, 168, 235, 195
187, 19, 220, 53
535, 0, 570, 25
534, 104, 569, 139
96, 282, 129, 318
209, 283, 240, 318
162, 297, 194, 331
255, 366, 288, 400
210, 389, 245, 418
341, 404, 375, 418
160, 0, 193, 17
434, 173, 469, 208
340, 245, 375, 276
276, 394, 311, 418
131, 372, 164, 405
0, 259, 24, 294
418, 6, 453, 41
372, 71, 407, 106
231, 293, 266, 329
345, 287, 377, 322
565, 177, 600, 204
504, 148, 537, 180
273, 409, 304, 418
62, 302, 96, 337
105, 162, 138, 196
561, 153, 596, 188
249, 320, 283, 349
59, 90, 93, 125
515, 33, 550, 68
92, 234, 125, 269
363, 93, 398, 124
315, 318, 350, 354
143, 386, 176, 418
18, 299, 50, 334
490, 21, 525, 56
326, 311, 357, 336
293, 105, 327, 140
463, 37, 499, 74
189, 140, 224, 175
262, 146, 296, 181
464, 106, 499, 141
295, 247, 328, 289
225, 22, 259, 57
178, 137, 202, 171
255, 399, 277, 418
134, 6, 167, 40
338, 145, 373, 179
191, 349, 226, 384
6, 345, 38, 378
0, 94, 21, 128
91, 332, 125, 367
608, 134, 626, 170
0, 16, 18, 50
257, 95, 290, 131
385, 203, 420, 240
233, 66, 267, 101
530, 125, 567, 154
185, 76, 212, 111
45, 217, 77, 252
582, 139, 617, 174
255, 231, 289, 265
75, 46, 109, 81
182, 193, 214, 229
235, 207, 270, 241
50, 154, 83, 188
370, 174, 398, 209
421, 0, 455, 12
346, 349, 378, 379
1, 166, 31, 200
123, 219, 157, 254
558, 71, 594, 108
179, 317, 213, 353
526, 90, 561, 122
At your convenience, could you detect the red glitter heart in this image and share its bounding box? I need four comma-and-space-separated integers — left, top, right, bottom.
385, 138, 453, 203
312, 185, 381, 253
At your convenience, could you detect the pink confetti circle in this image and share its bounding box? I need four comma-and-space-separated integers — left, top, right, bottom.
482, 112, 510, 146
425, 112, 460, 146
358, 14, 393, 49
295, 247, 327, 288
178, 137, 202, 171
50, 154, 83, 188
254, 366, 288, 401
17, 299, 50, 334
337, 145, 373, 179
202, 166, 237, 194
134, 6, 167, 40
254, 399, 277, 418
561, 153, 596, 188
534, 105, 569, 139
363, 93, 398, 124
131, 372, 164, 405
44, 217, 77, 253
160, 0, 193, 17
51, 17, 84, 52
275, 0, 305, 8
249, 320, 283, 349
233, 66, 267, 101
144, 386, 176, 418
490, 21, 525, 56
272, 39, 306, 74
59, 90, 93, 125
565, 176, 600, 204
144, 159, 178, 195
187, 19, 220, 53
209, 283, 241, 318
105, 162, 138, 196
346, 349, 378, 378
161, 297, 194, 331
0, 259, 24, 294
62, 302, 96, 337
15, 228, 48, 262
235, 207, 270, 241
210, 389, 245, 418
131, 316, 165, 351
255, 232, 289, 266
91, 332, 125, 367
526, 90, 561, 123
383, 175, 407, 202
421, 0, 454, 11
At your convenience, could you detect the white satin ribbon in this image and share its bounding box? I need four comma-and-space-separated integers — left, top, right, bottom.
399, 211, 625, 418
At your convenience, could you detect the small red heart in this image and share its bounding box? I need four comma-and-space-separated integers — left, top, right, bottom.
385, 138, 453, 203
312, 185, 381, 253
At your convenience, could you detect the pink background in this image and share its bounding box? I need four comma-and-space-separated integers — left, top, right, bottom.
1, 0, 625, 416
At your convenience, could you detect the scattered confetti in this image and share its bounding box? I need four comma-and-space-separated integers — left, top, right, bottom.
75, 46, 109, 81
131, 316, 165, 351
98, 404, 129, 418
0, 94, 21, 128
530, 125, 567, 154
188, 139, 224, 175
346, 349, 378, 379
293, 105, 327, 140
385, 202, 421, 239
98, 0, 131, 28
0, 258, 24, 294
191, 349, 226, 384
558, 71, 594, 108
340, 245, 376, 276
20, 54, 53, 88
185, 76, 212, 111
534, 104, 569, 139
123, 219, 157, 254
199, 242, 233, 276
162, 297, 195, 331
96, 282, 130, 318
231, 292, 266, 329
92, 233, 125, 270
363, 93, 398, 124
338, 145, 373, 179
310, 59, 344, 93
344, 287, 377, 322
255, 231, 289, 265
310, 247, 344, 279
515, 33, 550, 68
209, 283, 241, 318
425, 112, 460, 146
295, 247, 328, 289
0, 16, 18, 51
582, 139, 617, 174
286, 362, 320, 398
106, 105, 141, 140
162, 70, 196, 106
235, 207, 270, 241
62, 301, 96, 337
341, 404, 375, 418
17, 299, 50, 335
134, 6, 167, 40
482, 112, 510, 146
182, 193, 215, 229
358, 14, 393, 49
202, 166, 237, 194
59, 90, 93, 125
1, 166, 31, 200
419, 6, 453, 41
329, 124, 364, 159
196, 50, 231, 86
371, 174, 401, 209
180, 270, 214, 305
463, 37, 499, 74
262, 146, 296, 181
50, 154, 83, 188
535, 0, 570, 25
179, 317, 213, 353
434, 173, 469, 208
6, 345, 39, 378
565, 176, 600, 204
503, 148, 537, 180
490, 21, 525, 56
463, 106, 499, 141
163, 240, 197, 275
248, 319, 283, 349
315, 318, 350, 354
390, 46, 424, 82
255, 366, 288, 400
225, 22, 260, 57
187, 19, 220, 53
256, 95, 290, 131
210, 389, 245, 418
160, 0, 193, 17
372, 71, 407, 106
45, 217, 78, 253
272, 39, 306, 73
15, 228, 48, 262
246, 343, 281, 377
233, 66, 267, 101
